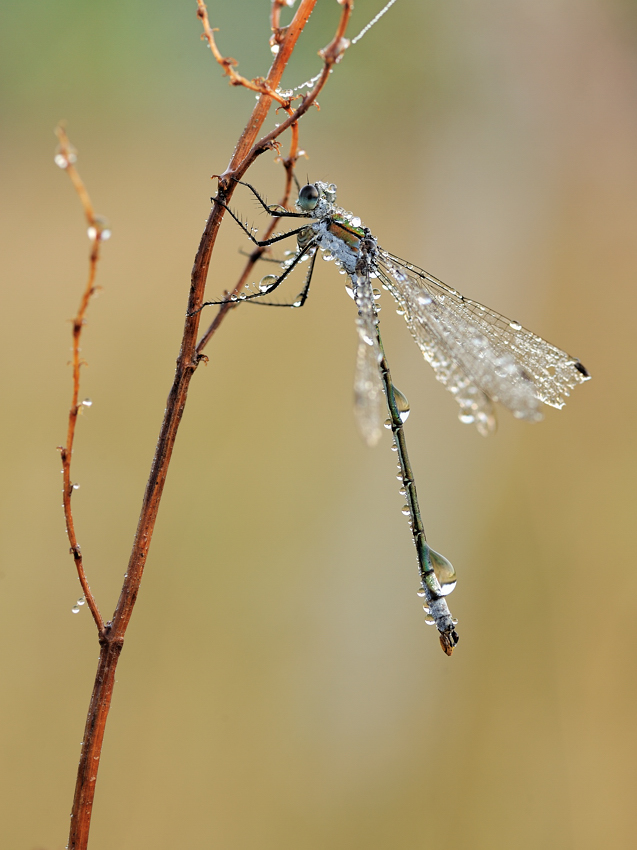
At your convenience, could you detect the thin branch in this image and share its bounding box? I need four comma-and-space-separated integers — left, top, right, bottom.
67, 2, 334, 846
196, 126, 299, 353
55, 124, 105, 634
197, 0, 294, 107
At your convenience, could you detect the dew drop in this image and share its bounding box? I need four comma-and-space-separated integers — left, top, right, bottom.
424, 612, 436, 625
390, 443, 398, 451
81, 398, 92, 407
427, 547, 457, 596
71, 606, 80, 614
259, 274, 277, 292
401, 505, 410, 516
416, 587, 427, 597
292, 300, 302, 308
87, 215, 111, 241
459, 412, 474, 425
72, 483, 80, 490
351, 217, 361, 227
270, 43, 280, 55
392, 386, 410, 422
383, 418, 392, 430
509, 320, 522, 331
399, 487, 406, 496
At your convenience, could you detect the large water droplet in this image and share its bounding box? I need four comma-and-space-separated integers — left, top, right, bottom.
392, 386, 410, 423
259, 274, 278, 292
428, 547, 457, 596
71, 605, 80, 614
81, 398, 92, 407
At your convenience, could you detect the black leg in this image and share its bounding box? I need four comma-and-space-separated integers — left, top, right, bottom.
194, 237, 319, 312
213, 195, 311, 247
229, 178, 310, 220
248, 246, 318, 308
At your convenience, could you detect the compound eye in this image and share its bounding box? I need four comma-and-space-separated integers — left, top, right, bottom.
298, 183, 320, 211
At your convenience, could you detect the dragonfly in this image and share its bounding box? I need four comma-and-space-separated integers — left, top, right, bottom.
202, 180, 590, 653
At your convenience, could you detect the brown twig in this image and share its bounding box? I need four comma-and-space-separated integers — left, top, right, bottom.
65, 2, 363, 847
55, 124, 105, 634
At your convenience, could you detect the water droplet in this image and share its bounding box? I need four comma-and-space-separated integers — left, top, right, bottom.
81, 398, 92, 407
292, 300, 302, 308
322, 252, 333, 262
77, 596, 86, 606
401, 505, 410, 516
428, 547, 457, 596
399, 487, 406, 496
392, 386, 410, 422
424, 612, 436, 625
351, 217, 361, 227
390, 443, 398, 451
71, 606, 80, 614
72, 483, 80, 490
509, 320, 522, 330
344, 282, 355, 299
270, 43, 280, 55
416, 587, 427, 597
259, 274, 278, 292
459, 412, 474, 425
383, 418, 392, 430
395, 308, 405, 316
87, 215, 111, 241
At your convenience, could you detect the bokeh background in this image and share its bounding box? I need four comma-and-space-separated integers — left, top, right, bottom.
1, 1, 636, 848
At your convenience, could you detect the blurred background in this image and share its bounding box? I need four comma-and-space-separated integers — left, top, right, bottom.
1, 1, 636, 848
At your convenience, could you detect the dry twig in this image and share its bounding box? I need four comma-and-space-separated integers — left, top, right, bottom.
59, 3, 359, 848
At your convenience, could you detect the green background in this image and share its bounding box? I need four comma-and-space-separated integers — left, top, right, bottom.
1, 1, 636, 848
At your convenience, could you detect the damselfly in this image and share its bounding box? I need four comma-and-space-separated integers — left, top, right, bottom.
202, 180, 590, 653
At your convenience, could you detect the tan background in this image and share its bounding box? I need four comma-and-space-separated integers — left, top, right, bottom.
1, 1, 636, 848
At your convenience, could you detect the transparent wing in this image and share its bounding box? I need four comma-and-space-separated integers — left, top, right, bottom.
351, 271, 384, 447
376, 250, 590, 434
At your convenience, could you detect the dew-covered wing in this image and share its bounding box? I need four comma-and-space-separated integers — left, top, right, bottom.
351, 272, 384, 446
375, 250, 590, 434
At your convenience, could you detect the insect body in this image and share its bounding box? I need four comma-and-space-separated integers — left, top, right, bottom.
202, 180, 590, 653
